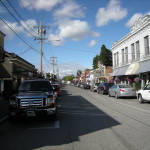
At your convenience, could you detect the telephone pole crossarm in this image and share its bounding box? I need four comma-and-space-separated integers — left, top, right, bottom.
34, 22, 49, 73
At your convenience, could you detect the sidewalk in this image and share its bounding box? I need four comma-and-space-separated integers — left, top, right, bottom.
0, 100, 9, 123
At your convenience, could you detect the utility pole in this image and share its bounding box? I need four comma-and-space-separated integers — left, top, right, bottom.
56, 64, 59, 80
50, 57, 57, 75
34, 22, 49, 73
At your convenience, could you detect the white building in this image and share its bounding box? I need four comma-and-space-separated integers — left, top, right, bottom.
111, 15, 150, 88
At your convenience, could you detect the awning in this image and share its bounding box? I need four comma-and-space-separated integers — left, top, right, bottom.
136, 60, 150, 74
125, 63, 139, 75
115, 65, 129, 76
110, 68, 119, 76
110, 65, 128, 76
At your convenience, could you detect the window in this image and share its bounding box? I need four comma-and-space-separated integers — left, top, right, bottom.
136, 41, 140, 59
117, 52, 119, 65
125, 47, 128, 62
131, 43, 135, 60
122, 49, 124, 63
144, 36, 149, 55
114, 53, 116, 66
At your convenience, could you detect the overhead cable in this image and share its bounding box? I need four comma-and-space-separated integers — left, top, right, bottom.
0, 17, 39, 53
6, 0, 36, 34
0, 0, 35, 37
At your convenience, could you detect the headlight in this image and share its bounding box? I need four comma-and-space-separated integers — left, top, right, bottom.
47, 95, 55, 102
47, 98, 55, 103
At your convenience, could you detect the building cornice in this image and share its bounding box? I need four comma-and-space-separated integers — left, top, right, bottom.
112, 15, 150, 50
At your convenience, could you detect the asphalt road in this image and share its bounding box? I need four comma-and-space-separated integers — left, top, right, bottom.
0, 84, 150, 150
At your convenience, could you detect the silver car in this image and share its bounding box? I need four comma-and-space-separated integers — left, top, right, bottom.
108, 84, 136, 99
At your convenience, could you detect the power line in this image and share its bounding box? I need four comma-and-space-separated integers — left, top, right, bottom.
0, 0, 35, 37
0, 17, 39, 53
6, 0, 36, 34
57, 45, 98, 53
17, 42, 39, 55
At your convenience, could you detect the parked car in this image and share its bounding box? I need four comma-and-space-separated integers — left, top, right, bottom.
137, 83, 150, 103
97, 82, 114, 94
108, 84, 136, 99
9, 79, 57, 122
90, 83, 100, 92
83, 84, 91, 89
51, 82, 61, 97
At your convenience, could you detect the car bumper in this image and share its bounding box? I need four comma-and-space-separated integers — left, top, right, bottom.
119, 93, 136, 97
9, 107, 56, 118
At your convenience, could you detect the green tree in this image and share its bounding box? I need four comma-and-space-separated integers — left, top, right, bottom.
63, 75, 75, 81
92, 55, 100, 69
76, 69, 82, 77
99, 45, 112, 66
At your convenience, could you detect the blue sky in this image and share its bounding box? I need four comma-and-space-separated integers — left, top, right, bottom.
0, 0, 150, 78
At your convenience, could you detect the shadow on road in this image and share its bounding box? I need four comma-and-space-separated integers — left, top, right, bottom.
0, 86, 121, 150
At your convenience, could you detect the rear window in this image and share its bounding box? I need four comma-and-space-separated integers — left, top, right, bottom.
107, 83, 114, 87
119, 85, 131, 88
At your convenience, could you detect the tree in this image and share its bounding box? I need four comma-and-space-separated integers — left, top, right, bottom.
92, 55, 99, 69
76, 69, 82, 77
99, 45, 112, 66
63, 75, 75, 81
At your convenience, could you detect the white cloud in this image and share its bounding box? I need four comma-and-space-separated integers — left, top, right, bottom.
96, 0, 127, 27
0, 19, 23, 39
42, 61, 87, 78
20, 0, 63, 11
58, 20, 100, 41
53, 0, 85, 19
88, 40, 97, 47
57, 62, 87, 78
48, 34, 64, 46
125, 11, 150, 28
0, 19, 37, 39
20, 19, 37, 36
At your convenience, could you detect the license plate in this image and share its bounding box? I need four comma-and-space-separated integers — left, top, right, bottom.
27, 111, 36, 116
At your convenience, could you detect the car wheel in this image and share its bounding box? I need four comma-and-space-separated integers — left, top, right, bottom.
138, 94, 144, 103
115, 93, 118, 99
108, 92, 111, 97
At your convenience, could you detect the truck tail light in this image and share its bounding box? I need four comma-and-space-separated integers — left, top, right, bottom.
120, 89, 125, 92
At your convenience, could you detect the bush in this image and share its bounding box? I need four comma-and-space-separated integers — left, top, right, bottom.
135, 82, 141, 91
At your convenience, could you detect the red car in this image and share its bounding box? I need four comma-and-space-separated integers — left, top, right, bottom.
51, 83, 61, 97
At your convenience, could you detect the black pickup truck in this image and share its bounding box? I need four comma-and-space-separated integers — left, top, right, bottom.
9, 79, 57, 122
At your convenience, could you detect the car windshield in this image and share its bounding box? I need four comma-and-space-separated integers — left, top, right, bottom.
52, 84, 60, 89
106, 83, 114, 87
119, 85, 132, 88
19, 81, 53, 91
95, 83, 100, 86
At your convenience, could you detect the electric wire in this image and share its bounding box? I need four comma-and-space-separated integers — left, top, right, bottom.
29, 0, 41, 24
6, 0, 37, 34
0, 17, 39, 53
17, 42, 39, 55
0, 0, 35, 37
